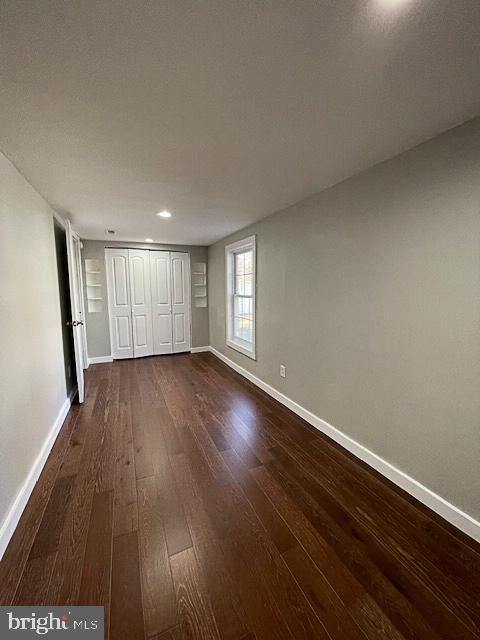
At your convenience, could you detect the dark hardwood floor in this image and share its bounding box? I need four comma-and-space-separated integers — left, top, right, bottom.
1, 352, 479, 639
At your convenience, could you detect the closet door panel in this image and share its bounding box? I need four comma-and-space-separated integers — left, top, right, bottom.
172, 258, 185, 305
157, 314, 172, 346
115, 316, 132, 349
133, 314, 149, 346
150, 251, 173, 354
128, 249, 153, 358
154, 255, 170, 306
171, 252, 191, 353
174, 313, 185, 344
106, 249, 134, 359
130, 254, 148, 305
113, 257, 129, 306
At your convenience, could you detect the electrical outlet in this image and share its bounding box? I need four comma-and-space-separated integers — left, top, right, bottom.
280, 364, 286, 378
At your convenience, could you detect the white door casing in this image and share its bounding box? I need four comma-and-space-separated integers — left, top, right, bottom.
65, 220, 86, 402
128, 249, 153, 358
105, 248, 134, 359
150, 251, 173, 354
171, 252, 191, 353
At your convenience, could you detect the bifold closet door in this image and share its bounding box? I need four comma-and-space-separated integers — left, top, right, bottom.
106, 248, 154, 359
105, 248, 134, 359
106, 248, 190, 359
129, 249, 154, 358
150, 251, 191, 354
171, 252, 191, 353
150, 251, 173, 354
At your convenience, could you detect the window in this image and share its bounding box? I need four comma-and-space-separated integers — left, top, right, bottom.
225, 235, 256, 359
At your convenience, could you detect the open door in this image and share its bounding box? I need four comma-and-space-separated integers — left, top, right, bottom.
66, 220, 86, 403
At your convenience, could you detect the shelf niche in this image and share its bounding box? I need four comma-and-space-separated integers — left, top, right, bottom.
85, 258, 103, 313
192, 262, 207, 308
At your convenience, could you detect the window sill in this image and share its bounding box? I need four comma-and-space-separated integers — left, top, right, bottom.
226, 338, 256, 360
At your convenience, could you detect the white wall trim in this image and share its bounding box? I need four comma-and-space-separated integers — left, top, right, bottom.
88, 355, 113, 365
0, 396, 72, 560
190, 346, 210, 353
207, 346, 480, 543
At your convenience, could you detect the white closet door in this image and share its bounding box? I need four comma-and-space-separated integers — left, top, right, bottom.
150, 251, 173, 354
105, 248, 134, 359
128, 249, 153, 358
171, 252, 191, 353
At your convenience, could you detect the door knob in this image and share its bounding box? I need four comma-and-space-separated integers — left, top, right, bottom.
66, 320, 84, 327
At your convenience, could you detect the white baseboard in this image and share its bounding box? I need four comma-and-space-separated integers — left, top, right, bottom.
0, 396, 72, 560
190, 346, 211, 353
208, 346, 480, 543
88, 355, 113, 365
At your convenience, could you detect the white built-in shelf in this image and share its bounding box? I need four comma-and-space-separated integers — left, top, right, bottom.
85, 259, 103, 313
192, 262, 207, 308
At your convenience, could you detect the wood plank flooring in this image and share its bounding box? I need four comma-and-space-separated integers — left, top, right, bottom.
1, 352, 479, 639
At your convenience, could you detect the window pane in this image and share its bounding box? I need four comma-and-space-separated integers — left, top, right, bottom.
244, 319, 253, 342
234, 296, 252, 320
244, 250, 252, 274
235, 275, 245, 295
233, 316, 241, 339
234, 297, 243, 317
234, 317, 252, 343
235, 252, 245, 276
244, 274, 252, 296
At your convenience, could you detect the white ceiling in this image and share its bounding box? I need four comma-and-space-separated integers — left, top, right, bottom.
1, 1, 479, 245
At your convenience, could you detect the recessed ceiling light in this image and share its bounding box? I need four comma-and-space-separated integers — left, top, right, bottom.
157, 210, 172, 218
145, 238, 154, 242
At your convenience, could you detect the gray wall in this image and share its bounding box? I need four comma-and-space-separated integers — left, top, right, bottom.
0, 151, 67, 541
208, 118, 480, 520
81, 240, 209, 357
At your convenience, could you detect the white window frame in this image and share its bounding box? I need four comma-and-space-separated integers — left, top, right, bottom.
225, 235, 256, 360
